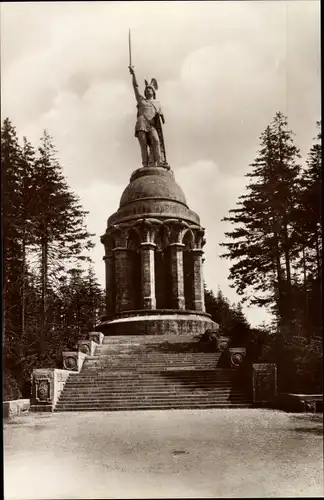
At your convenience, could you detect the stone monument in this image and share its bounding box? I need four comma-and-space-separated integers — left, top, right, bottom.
96, 49, 217, 336
30, 39, 255, 412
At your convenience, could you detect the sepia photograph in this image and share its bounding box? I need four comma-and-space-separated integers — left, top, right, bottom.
2, 1, 322, 498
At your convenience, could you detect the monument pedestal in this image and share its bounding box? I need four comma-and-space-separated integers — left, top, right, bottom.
97, 309, 217, 336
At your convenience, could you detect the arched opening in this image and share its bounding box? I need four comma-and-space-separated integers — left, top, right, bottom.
104, 235, 116, 316
127, 229, 142, 309
154, 226, 170, 309
183, 231, 194, 310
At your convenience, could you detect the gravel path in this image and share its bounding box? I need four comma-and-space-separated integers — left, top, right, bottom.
4, 409, 323, 499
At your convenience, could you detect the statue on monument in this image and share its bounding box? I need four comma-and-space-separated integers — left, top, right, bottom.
128, 31, 167, 168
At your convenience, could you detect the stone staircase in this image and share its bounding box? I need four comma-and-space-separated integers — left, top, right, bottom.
55, 334, 252, 411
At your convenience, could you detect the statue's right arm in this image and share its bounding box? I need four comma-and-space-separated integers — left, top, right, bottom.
129, 67, 142, 102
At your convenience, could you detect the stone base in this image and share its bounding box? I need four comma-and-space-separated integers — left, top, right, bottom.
30, 404, 53, 412
3, 399, 30, 418
277, 393, 323, 413
96, 309, 217, 336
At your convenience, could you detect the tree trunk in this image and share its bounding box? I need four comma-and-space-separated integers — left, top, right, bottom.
302, 245, 309, 335
282, 222, 292, 322
21, 226, 26, 339
273, 227, 285, 326
314, 223, 321, 284
40, 235, 48, 354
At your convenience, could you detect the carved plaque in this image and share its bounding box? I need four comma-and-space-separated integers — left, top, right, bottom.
253, 363, 277, 404
36, 378, 51, 402
79, 343, 91, 355
63, 356, 78, 371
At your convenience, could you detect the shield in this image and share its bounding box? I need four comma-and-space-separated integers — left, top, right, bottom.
154, 114, 167, 165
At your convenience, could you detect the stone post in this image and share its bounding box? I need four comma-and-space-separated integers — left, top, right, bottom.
192, 248, 205, 312
252, 363, 278, 406
169, 243, 185, 310
140, 242, 156, 309
113, 247, 134, 312
103, 252, 114, 317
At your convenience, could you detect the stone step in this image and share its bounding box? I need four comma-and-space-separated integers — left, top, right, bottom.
63, 381, 241, 388
59, 391, 248, 398
84, 363, 220, 367
77, 368, 232, 375
64, 388, 240, 394
59, 396, 248, 404
64, 385, 240, 391
54, 403, 251, 412
65, 377, 237, 384
58, 400, 250, 407
83, 363, 220, 368
64, 381, 239, 388
63, 387, 245, 393
98, 345, 202, 351
56, 330, 249, 412
68, 372, 234, 378
82, 367, 220, 372
86, 359, 220, 364
95, 354, 212, 358
65, 378, 237, 387
60, 397, 247, 404
88, 353, 220, 358
65, 375, 236, 383
98, 348, 211, 351
101, 335, 198, 343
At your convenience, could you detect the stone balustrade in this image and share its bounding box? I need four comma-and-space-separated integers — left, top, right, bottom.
30, 330, 104, 412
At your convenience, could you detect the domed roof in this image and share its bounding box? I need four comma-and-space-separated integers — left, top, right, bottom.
107, 166, 200, 227
119, 167, 187, 208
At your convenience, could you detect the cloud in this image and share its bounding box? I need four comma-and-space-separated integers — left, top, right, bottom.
1, 1, 320, 326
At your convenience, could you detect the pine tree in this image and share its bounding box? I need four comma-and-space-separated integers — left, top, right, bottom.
1, 119, 24, 367
221, 113, 302, 328
29, 130, 95, 337
204, 287, 251, 339
2, 120, 99, 395
52, 266, 105, 351
1, 120, 40, 394
20, 137, 38, 339
293, 121, 322, 336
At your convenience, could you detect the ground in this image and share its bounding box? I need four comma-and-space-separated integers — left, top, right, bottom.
4, 409, 323, 499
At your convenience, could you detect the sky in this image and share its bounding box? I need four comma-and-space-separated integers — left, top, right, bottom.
1, 1, 321, 327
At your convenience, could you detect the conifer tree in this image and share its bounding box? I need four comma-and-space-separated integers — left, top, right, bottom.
2, 120, 101, 396
29, 130, 95, 334
204, 287, 251, 339
292, 122, 322, 336
221, 113, 302, 328
1, 119, 24, 348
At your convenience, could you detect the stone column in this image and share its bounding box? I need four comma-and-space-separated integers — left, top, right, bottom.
169, 243, 185, 310
192, 249, 205, 312
103, 252, 114, 317
113, 247, 134, 312
140, 242, 156, 309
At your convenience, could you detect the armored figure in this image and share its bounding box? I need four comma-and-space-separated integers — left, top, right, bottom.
129, 66, 167, 168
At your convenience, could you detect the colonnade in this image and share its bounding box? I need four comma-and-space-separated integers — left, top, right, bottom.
101, 219, 206, 317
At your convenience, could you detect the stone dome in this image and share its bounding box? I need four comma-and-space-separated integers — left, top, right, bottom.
119, 167, 187, 208
107, 166, 200, 226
